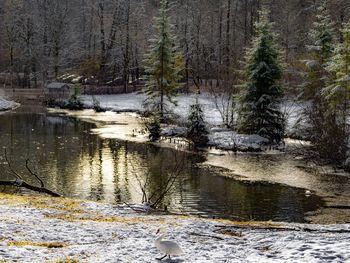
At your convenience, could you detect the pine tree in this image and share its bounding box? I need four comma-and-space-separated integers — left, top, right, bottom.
324, 20, 350, 115
187, 99, 209, 147
301, 1, 347, 164
303, 0, 334, 100
143, 0, 184, 121
145, 114, 161, 142
237, 9, 285, 143
322, 20, 350, 163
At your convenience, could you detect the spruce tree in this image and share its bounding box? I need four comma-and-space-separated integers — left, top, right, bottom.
143, 0, 184, 121
187, 99, 209, 147
237, 9, 285, 143
322, 20, 350, 163
303, 0, 334, 100
324, 20, 350, 114
301, 0, 343, 162
146, 114, 161, 142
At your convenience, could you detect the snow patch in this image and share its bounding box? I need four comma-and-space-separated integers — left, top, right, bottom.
160, 125, 187, 137
208, 131, 270, 151
0, 98, 20, 111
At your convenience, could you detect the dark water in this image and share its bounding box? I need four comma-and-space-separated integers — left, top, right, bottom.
0, 112, 324, 222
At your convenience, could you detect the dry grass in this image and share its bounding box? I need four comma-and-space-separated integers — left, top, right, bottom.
8, 241, 66, 248
0, 193, 84, 214
218, 229, 243, 237
53, 258, 80, 263
44, 212, 165, 225
214, 218, 284, 228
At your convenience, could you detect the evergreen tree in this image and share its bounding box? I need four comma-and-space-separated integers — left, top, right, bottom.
237, 9, 285, 143
187, 99, 209, 147
300, 0, 344, 163
143, 0, 184, 121
322, 20, 350, 163
303, 0, 334, 100
145, 114, 161, 142
324, 20, 350, 115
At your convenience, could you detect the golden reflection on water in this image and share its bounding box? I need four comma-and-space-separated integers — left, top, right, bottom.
49, 109, 148, 142
100, 143, 115, 201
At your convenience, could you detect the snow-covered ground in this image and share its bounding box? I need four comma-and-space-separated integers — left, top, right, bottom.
208, 129, 272, 152
0, 98, 20, 111
80, 93, 303, 151
81, 93, 302, 130
81, 93, 226, 126
0, 193, 349, 263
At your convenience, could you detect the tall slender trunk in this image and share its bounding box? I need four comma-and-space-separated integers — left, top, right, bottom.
54, 40, 59, 79
184, 0, 189, 92
160, 44, 164, 119
343, 32, 349, 132
10, 46, 14, 91
88, 3, 94, 57
160, 16, 165, 119
244, 0, 248, 45
217, 6, 223, 87
99, 2, 106, 81
225, 0, 231, 78
123, 0, 130, 93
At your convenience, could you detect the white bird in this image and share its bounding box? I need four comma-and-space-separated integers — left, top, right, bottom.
154, 228, 184, 260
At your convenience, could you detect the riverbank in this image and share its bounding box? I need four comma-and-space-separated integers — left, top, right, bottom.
0, 193, 349, 263
0, 98, 20, 112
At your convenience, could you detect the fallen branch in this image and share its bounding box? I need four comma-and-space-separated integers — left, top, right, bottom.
0, 180, 61, 197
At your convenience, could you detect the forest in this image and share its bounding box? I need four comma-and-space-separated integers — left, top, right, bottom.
0, 0, 348, 85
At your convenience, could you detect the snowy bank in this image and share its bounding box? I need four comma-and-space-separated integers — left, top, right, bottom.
0, 193, 349, 263
208, 129, 271, 152
81, 93, 303, 132
0, 98, 20, 111
80, 93, 291, 151
81, 93, 225, 126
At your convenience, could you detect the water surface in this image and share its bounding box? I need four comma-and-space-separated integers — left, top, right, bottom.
0, 111, 324, 222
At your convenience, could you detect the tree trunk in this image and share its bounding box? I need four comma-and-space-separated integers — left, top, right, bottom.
123, 0, 130, 93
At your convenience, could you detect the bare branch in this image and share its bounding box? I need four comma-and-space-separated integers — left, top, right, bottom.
4, 149, 23, 180
25, 159, 45, 188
